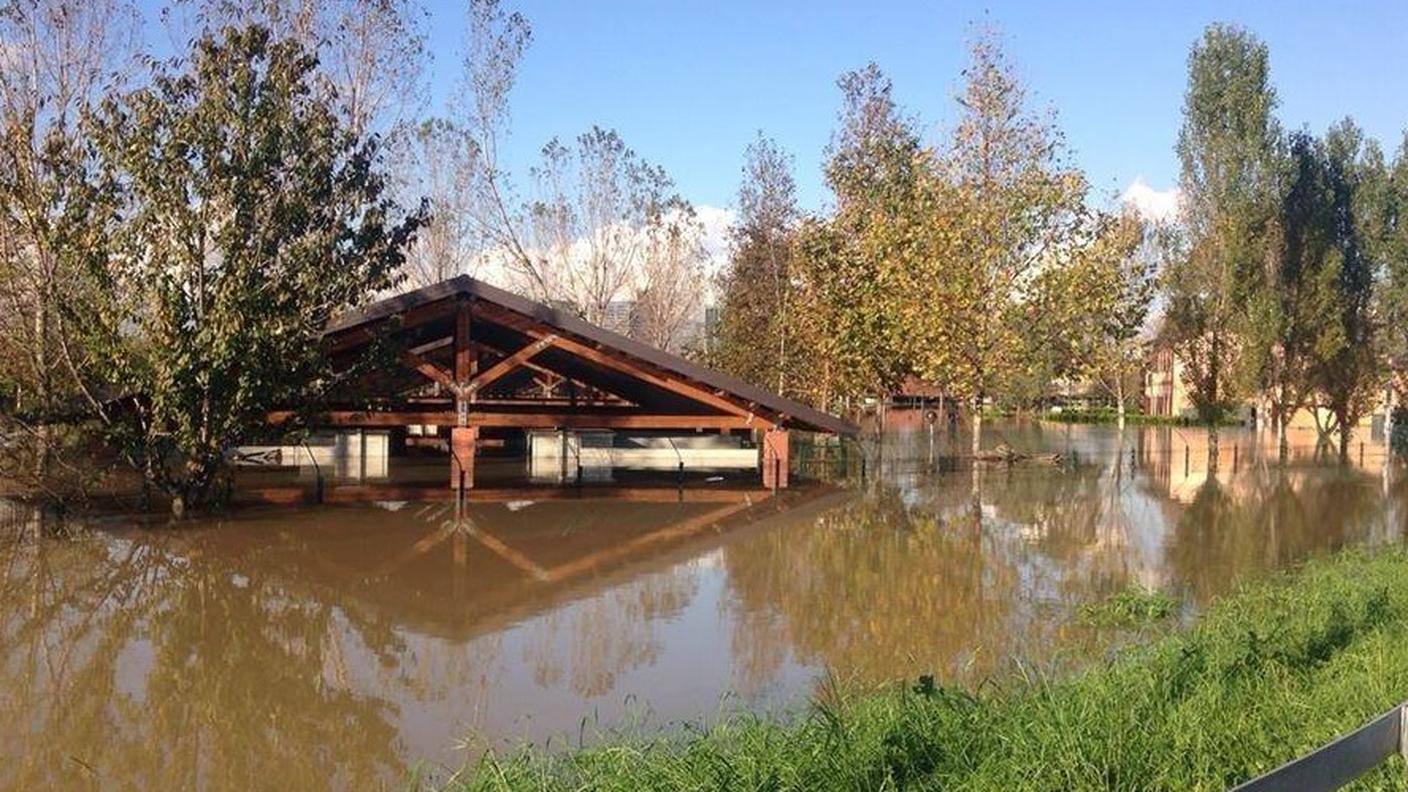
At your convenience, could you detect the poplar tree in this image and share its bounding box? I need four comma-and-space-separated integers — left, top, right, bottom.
1376, 136, 1408, 451
712, 134, 802, 395
1310, 120, 1385, 460
1164, 23, 1280, 471
0, 0, 136, 494
1250, 131, 1341, 460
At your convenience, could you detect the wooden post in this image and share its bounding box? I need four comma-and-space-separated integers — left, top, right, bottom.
450, 426, 477, 492
451, 300, 477, 491
762, 428, 789, 490
455, 299, 474, 384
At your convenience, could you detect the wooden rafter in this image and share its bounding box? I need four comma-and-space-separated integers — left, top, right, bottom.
326, 299, 458, 353
399, 350, 456, 392
267, 409, 756, 430
473, 301, 764, 422
462, 334, 557, 396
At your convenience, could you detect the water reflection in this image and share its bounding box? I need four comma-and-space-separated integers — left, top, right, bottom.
1, 419, 1405, 789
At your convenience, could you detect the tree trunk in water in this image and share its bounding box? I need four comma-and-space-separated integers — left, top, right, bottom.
971, 407, 983, 457
32, 303, 50, 484
1116, 398, 1126, 431
1386, 386, 1397, 456
1277, 418, 1289, 464
1338, 413, 1351, 463
1207, 425, 1220, 474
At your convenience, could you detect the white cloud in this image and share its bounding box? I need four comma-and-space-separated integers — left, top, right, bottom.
692, 204, 736, 282
1119, 178, 1181, 225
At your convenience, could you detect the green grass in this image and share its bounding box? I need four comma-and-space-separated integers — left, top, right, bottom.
1079, 587, 1179, 628
439, 549, 1408, 791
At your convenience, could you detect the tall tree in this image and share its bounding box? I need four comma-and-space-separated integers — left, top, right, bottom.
184, 0, 429, 138
1310, 120, 1386, 460
0, 0, 137, 493
1053, 210, 1156, 428
1164, 23, 1280, 471
390, 117, 480, 286
1376, 134, 1408, 448
712, 134, 801, 394
75, 25, 422, 513
915, 30, 1087, 453
1249, 131, 1340, 460
631, 210, 707, 353
524, 126, 699, 335
791, 63, 924, 408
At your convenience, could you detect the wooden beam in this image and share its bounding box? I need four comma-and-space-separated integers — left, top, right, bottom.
469, 412, 754, 430
473, 301, 765, 422
409, 336, 453, 355
463, 334, 557, 396
266, 409, 453, 427
399, 349, 456, 392
543, 500, 757, 582
475, 339, 610, 399
268, 409, 755, 429
325, 299, 458, 353
240, 485, 776, 505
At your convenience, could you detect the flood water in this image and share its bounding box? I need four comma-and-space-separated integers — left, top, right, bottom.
2, 417, 1405, 790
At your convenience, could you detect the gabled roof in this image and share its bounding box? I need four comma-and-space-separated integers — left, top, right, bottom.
325, 275, 858, 436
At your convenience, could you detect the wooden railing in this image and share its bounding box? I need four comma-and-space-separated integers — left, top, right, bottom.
1231, 703, 1406, 791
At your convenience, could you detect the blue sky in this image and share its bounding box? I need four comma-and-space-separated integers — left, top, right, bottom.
415, 0, 1408, 215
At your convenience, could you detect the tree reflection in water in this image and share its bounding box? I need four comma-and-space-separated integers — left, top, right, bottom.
0, 524, 401, 790
0, 420, 1403, 787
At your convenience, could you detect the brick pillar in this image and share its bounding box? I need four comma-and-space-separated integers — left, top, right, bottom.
450, 425, 477, 491
761, 428, 789, 490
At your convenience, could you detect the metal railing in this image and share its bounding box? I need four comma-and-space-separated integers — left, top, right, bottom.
299, 439, 324, 504
1230, 702, 1407, 791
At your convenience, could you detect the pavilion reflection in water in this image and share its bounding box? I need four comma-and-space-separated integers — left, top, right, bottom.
4, 422, 1407, 791
196, 486, 850, 642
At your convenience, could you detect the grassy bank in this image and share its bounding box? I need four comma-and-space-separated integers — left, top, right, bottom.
442, 549, 1408, 791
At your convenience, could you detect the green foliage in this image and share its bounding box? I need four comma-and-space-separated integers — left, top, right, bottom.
1044, 211, 1157, 416
1163, 24, 1280, 432
787, 64, 924, 405
1391, 407, 1408, 456
73, 25, 422, 511
1248, 130, 1345, 454
710, 134, 805, 397
1378, 136, 1408, 379
446, 549, 1408, 791
1079, 587, 1178, 627
1309, 120, 1387, 459
910, 30, 1089, 413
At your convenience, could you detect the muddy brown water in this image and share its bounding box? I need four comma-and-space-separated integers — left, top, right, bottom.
1, 418, 1405, 790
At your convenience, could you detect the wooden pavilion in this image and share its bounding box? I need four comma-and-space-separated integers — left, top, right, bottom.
268, 276, 855, 491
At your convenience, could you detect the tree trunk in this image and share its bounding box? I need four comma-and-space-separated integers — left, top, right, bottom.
32, 301, 50, 484
1207, 424, 1220, 474
1337, 411, 1351, 463
971, 402, 983, 457
1277, 417, 1289, 464
1115, 385, 1126, 430
1387, 386, 1397, 455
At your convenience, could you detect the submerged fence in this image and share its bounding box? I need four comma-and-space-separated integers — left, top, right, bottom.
1230, 702, 1407, 791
